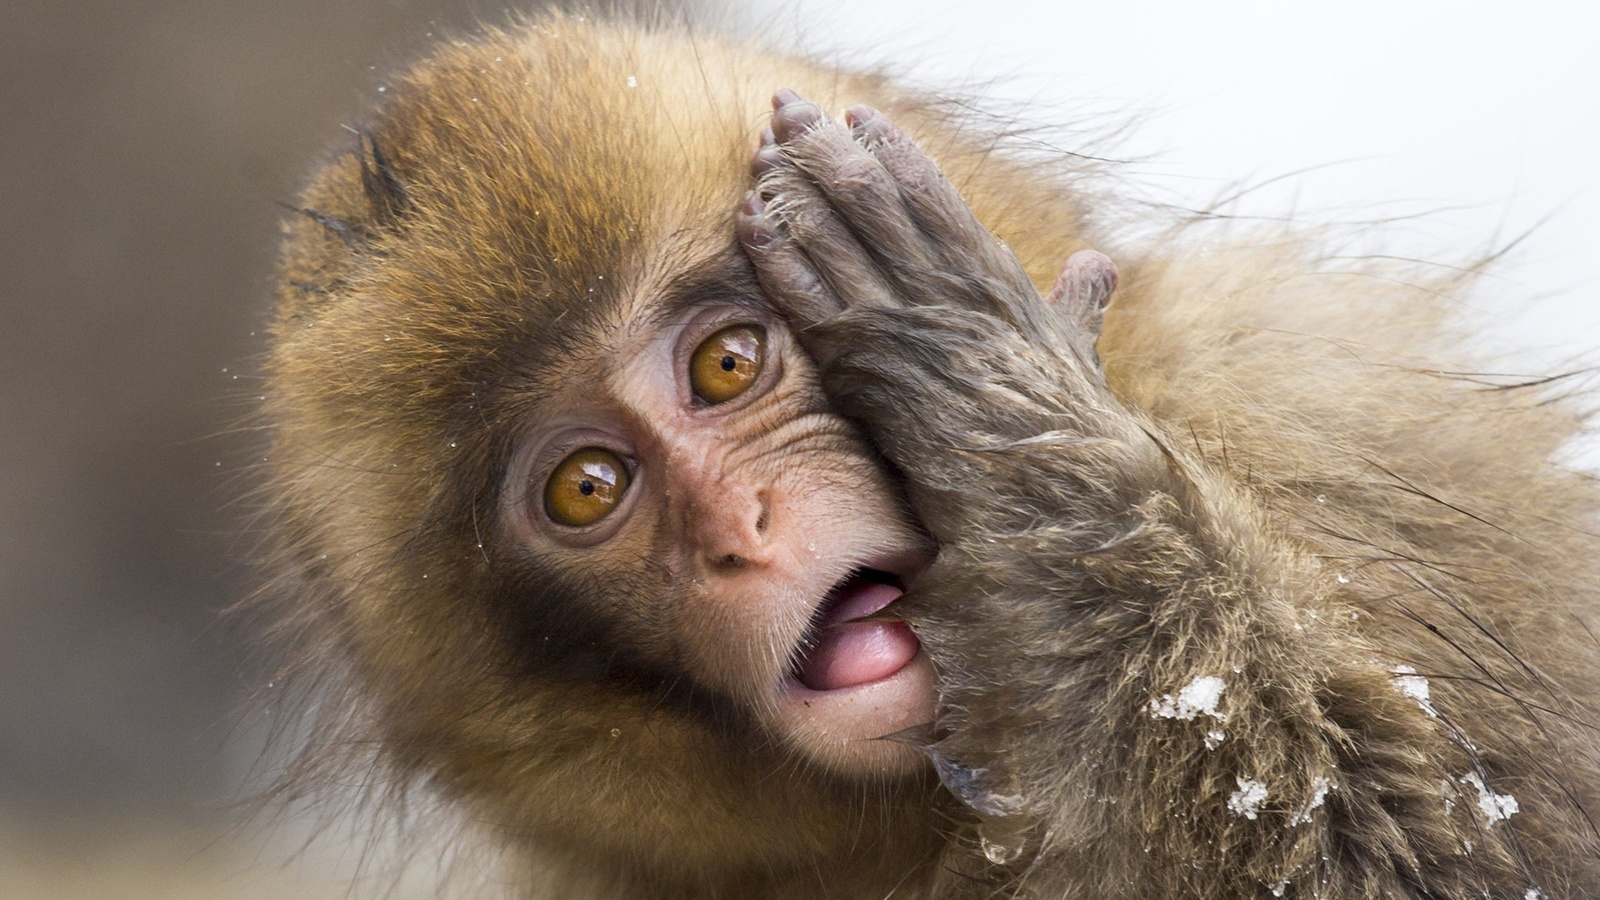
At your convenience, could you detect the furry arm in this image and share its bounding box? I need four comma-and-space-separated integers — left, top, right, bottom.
739, 93, 1545, 899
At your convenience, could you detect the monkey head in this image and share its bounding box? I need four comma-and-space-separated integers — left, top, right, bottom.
263, 17, 947, 883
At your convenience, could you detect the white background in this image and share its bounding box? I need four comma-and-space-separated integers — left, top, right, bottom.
743, 0, 1599, 357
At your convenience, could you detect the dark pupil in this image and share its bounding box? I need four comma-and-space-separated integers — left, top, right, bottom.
578, 479, 596, 496
720, 354, 737, 372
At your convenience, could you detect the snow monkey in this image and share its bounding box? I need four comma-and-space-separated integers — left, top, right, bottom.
260, 12, 1600, 900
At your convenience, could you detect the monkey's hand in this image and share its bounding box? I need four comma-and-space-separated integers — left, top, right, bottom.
737, 91, 1169, 544
737, 95, 1494, 898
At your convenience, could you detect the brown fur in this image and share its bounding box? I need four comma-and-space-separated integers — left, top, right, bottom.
258, 12, 1600, 899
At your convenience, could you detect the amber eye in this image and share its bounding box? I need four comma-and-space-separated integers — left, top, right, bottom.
544, 448, 631, 527
690, 325, 766, 404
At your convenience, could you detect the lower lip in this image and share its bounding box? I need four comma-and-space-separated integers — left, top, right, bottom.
781, 638, 923, 697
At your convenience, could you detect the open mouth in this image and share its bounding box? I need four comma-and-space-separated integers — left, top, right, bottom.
789, 567, 923, 692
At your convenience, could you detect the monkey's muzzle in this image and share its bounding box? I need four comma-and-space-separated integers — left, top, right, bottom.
791, 569, 920, 691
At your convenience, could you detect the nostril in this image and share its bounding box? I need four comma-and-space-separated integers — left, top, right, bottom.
754, 489, 772, 534
691, 485, 771, 569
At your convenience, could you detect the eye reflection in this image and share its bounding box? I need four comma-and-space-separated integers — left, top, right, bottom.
544, 448, 630, 527
690, 325, 765, 404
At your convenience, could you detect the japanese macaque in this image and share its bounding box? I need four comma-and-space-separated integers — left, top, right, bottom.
260, 12, 1600, 900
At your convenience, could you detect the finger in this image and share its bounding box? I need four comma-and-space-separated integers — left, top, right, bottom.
1043, 249, 1118, 371
770, 91, 939, 274
1045, 249, 1118, 316
754, 148, 899, 314
749, 126, 782, 178
736, 193, 842, 330
847, 105, 1036, 299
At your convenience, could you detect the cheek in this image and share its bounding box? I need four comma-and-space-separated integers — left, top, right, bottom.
669, 576, 813, 699
773, 450, 926, 554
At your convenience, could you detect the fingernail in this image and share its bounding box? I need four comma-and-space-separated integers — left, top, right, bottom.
749, 145, 784, 177
844, 105, 878, 129
760, 126, 777, 147
740, 192, 765, 217
771, 95, 822, 143
742, 219, 782, 249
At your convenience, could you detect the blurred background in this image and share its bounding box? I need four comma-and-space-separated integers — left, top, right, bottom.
1, 1, 1594, 896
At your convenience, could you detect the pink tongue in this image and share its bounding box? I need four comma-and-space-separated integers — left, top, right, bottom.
797, 581, 921, 691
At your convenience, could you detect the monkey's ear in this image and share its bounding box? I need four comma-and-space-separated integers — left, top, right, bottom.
1045, 249, 1118, 370
358, 129, 409, 225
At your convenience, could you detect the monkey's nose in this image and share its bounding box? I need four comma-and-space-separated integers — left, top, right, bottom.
689, 483, 773, 571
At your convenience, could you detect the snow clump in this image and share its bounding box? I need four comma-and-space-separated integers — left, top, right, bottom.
1228, 778, 1269, 820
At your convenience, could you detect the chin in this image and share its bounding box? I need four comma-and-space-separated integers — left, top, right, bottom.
763, 550, 938, 776
774, 650, 938, 777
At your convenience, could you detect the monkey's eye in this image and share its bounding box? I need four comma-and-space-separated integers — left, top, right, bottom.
544, 448, 631, 527
690, 325, 766, 404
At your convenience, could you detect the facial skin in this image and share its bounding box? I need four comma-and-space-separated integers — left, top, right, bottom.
502, 279, 938, 776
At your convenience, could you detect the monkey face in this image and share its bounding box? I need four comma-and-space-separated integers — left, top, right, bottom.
265, 24, 968, 865
499, 285, 938, 776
